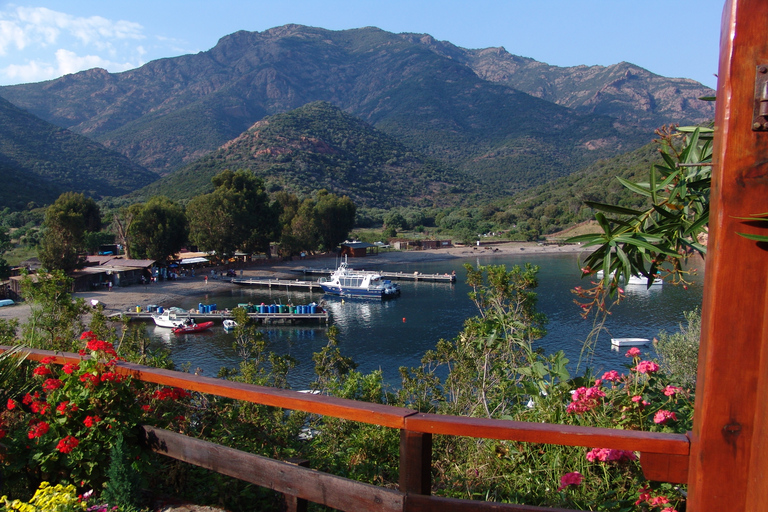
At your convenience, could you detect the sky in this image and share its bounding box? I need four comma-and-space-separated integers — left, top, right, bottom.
0, 1, 724, 89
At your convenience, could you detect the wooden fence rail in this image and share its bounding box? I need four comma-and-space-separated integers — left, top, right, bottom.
2, 346, 690, 510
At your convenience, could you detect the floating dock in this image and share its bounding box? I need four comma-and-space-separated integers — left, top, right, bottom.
298, 267, 456, 283
110, 309, 330, 325
230, 278, 322, 290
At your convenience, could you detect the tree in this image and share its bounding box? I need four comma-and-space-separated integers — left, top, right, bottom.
187, 170, 278, 259
20, 270, 88, 351
314, 190, 356, 250
0, 226, 10, 280
38, 192, 101, 273
127, 196, 188, 262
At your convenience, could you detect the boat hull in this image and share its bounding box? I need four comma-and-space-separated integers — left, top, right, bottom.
319, 283, 393, 298
611, 338, 651, 346
172, 321, 214, 334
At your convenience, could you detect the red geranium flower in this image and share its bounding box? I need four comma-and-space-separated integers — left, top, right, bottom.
28, 421, 50, 439
42, 378, 63, 392
32, 366, 52, 377
62, 363, 79, 374
83, 415, 102, 428
56, 435, 79, 454
7, 398, 15, 410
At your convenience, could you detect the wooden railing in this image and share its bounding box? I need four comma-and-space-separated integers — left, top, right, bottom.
5, 347, 690, 512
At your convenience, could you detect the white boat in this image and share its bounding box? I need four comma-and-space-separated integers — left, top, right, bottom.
611, 337, 651, 347
596, 270, 662, 286
223, 319, 238, 330
151, 307, 190, 328
318, 257, 400, 298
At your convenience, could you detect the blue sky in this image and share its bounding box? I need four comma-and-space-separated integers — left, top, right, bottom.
0, 1, 723, 88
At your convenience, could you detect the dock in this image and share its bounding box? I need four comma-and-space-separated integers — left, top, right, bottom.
110, 310, 330, 325
298, 267, 456, 283
230, 278, 322, 290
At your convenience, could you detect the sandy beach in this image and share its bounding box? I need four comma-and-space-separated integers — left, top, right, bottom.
0, 242, 586, 324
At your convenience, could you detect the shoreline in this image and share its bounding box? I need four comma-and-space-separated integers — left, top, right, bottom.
0, 242, 587, 325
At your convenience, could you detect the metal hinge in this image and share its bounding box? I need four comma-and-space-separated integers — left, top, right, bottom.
753, 65, 768, 130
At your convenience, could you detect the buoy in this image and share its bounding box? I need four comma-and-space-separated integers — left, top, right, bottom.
402, 317, 406, 323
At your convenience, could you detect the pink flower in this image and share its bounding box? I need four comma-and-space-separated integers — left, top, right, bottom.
567, 386, 606, 414
653, 410, 678, 424
660, 508, 678, 512
557, 471, 583, 491
601, 370, 622, 382
650, 496, 670, 506
634, 360, 659, 374
664, 385, 683, 396
586, 447, 636, 463
625, 347, 641, 358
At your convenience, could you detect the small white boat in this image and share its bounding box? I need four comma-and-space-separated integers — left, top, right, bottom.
611, 337, 651, 347
151, 308, 190, 328
0, 299, 15, 307
223, 319, 238, 331
318, 257, 400, 298
596, 270, 662, 286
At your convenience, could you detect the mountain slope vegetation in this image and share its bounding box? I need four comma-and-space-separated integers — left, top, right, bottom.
0, 96, 156, 211
0, 25, 676, 195
135, 101, 475, 208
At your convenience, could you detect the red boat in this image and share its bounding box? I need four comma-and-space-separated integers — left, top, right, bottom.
172, 320, 214, 334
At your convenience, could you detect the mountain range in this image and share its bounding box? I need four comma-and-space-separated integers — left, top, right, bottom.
0, 24, 715, 211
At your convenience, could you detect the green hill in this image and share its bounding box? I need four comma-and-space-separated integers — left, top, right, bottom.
134, 101, 476, 208
0, 96, 156, 211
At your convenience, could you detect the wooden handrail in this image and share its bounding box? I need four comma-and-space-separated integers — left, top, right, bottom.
3, 346, 690, 484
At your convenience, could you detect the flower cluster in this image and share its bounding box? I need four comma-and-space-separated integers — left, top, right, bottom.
636, 485, 678, 511
566, 383, 606, 414
585, 447, 637, 463
1, 332, 149, 489
557, 471, 583, 491
1, 482, 86, 512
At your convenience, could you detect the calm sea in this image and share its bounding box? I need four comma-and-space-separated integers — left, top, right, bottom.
144, 252, 705, 389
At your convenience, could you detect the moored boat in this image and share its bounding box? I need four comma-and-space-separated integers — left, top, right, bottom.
223, 319, 238, 331
172, 319, 214, 334
318, 257, 400, 298
151, 307, 190, 328
610, 337, 651, 347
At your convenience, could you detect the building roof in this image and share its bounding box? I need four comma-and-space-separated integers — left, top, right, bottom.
340, 242, 374, 249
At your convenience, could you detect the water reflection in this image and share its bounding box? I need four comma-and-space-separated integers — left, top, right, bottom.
145, 253, 704, 389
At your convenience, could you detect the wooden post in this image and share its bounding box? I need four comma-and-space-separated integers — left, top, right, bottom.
399, 430, 432, 495
283, 458, 309, 512
688, 0, 768, 510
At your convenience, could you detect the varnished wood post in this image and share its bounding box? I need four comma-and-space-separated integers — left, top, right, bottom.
399, 430, 432, 495
689, 0, 768, 510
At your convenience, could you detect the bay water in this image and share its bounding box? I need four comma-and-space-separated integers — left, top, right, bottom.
146, 252, 704, 389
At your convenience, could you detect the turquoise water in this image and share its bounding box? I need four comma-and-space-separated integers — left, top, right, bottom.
146, 252, 704, 389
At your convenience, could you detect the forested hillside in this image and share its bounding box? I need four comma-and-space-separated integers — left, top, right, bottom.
133, 102, 477, 208
0, 25, 678, 196
0, 96, 156, 211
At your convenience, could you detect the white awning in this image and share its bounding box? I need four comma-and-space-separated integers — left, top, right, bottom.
179, 257, 208, 265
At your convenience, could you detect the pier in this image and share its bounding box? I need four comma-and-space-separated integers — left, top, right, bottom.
230, 278, 322, 290
110, 309, 330, 325
298, 267, 456, 283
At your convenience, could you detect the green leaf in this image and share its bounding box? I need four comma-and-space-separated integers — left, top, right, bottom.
584, 201, 644, 216
736, 232, 768, 242
616, 176, 653, 197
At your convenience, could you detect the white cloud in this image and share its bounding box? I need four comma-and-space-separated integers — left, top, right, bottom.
0, 5, 146, 82
3, 59, 55, 84
55, 48, 138, 76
